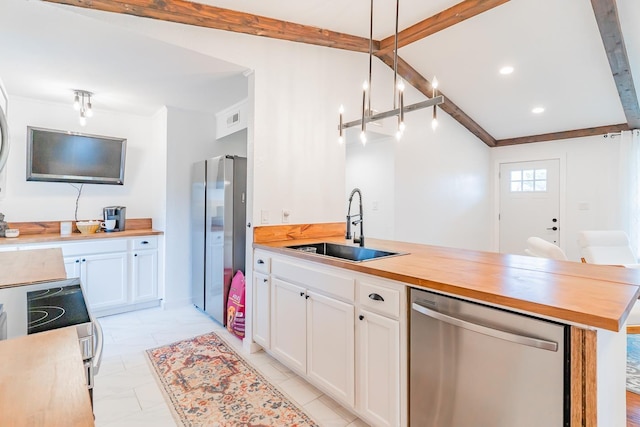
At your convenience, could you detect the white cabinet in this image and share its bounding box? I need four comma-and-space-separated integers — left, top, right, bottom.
253, 271, 271, 349
307, 290, 355, 406
271, 278, 307, 374
357, 309, 400, 427
356, 278, 405, 427
131, 237, 158, 303
253, 250, 272, 349
18, 235, 160, 316
260, 251, 407, 427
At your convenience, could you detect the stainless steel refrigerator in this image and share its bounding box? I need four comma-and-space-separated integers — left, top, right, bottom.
191, 155, 247, 325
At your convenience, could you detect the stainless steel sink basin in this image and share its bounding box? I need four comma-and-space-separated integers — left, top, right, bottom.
285, 242, 405, 262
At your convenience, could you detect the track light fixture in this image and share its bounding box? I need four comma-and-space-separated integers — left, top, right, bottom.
72, 90, 93, 126
338, 0, 443, 145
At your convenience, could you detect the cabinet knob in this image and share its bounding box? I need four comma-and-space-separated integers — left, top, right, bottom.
368, 293, 384, 302
75, 259, 80, 263
82, 258, 86, 263
263, 278, 268, 283
134, 254, 138, 257
300, 292, 305, 297
257, 259, 265, 265
359, 315, 364, 321
305, 295, 310, 299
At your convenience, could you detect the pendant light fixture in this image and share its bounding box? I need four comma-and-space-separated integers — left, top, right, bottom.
73, 90, 94, 126
338, 0, 444, 144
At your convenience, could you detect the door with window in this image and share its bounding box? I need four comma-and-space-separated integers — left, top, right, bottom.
499, 159, 560, 255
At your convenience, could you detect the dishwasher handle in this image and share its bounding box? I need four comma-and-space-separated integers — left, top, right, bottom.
411, 302, 558, 352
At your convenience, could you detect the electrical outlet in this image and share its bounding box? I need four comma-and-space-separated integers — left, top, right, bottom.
282, 209, 291, 223
372, 201, 379, 211
261, 210, 269, 224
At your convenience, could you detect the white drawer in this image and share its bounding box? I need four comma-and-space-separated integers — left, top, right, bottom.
254, 250, 271, 274
60, 239, 128, 256
358, 279, 401, 319
272, 257, 354, 302
132, 236, 158, 250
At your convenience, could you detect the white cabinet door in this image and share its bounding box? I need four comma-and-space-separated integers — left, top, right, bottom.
83, 252, 128, 311
271, 278, 306, 375
64, 256, 82, 279
131, 250, 158, 303
253, 272, 270, 349
357, 309, 400, 427
307, 290, 355, 406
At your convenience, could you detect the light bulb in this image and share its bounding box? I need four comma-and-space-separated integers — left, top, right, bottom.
432, 76, 439, 90
338, 136, 344, 145
396, 130, 403, 141
431, 118, 438, 130
362, 80, 369, 91
86, 102, 93, 117
79, 115, 87, 127
73, 93, 80, 111
338, 104, 344, 114
397, 79, 405, 92
399, 122, 406, 132
360, 131, 367, 145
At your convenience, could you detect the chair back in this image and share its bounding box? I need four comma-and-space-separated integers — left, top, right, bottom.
525, 237, 568, 261
577, 230, 637, 265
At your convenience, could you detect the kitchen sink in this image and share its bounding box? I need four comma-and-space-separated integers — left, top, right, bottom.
285, 242, 405, 262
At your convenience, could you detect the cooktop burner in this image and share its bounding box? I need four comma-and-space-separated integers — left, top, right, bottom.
27, 284, 91, 334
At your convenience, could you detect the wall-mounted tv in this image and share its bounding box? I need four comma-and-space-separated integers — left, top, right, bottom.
27, 127, 126, 185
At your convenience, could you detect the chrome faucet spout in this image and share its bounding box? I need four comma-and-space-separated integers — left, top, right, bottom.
346, 188, 364, 247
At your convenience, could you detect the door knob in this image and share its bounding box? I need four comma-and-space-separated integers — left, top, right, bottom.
552, 218, 558, 223
547, 226, 558, 231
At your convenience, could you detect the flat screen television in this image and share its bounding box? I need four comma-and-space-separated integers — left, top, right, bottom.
27, 127, 126, 185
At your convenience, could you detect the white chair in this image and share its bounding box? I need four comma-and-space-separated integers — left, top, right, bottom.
577, 230, 640, 328
525, 237, 569, 261
577, 230, 638, 266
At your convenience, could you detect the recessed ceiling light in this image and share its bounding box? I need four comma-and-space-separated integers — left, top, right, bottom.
532, 106, 545, 114
499, 66, 514, 75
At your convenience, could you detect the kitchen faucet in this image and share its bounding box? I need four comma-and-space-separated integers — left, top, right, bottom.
346, 188, 364, 247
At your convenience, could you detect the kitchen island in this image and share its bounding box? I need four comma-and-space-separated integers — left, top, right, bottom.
0, 248, 94, 426
253, 223, 640, 427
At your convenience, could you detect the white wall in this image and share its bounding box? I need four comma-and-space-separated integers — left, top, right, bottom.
0, 96, 165, 225
491, 135, 622, 260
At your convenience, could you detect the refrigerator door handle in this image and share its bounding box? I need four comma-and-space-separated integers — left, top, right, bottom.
411, 302, 558, 352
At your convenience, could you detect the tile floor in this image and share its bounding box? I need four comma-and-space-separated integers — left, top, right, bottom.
94, 305, 369, 427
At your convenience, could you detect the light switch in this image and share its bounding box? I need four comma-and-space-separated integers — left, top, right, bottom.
282, 209, 291, 223
261, 210, 269, 224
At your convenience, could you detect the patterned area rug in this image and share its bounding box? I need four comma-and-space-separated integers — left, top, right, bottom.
146, 332, 319, 427
628, 334, 640, 394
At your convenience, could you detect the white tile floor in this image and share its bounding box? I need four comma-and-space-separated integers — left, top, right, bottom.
94, 305, 369, 427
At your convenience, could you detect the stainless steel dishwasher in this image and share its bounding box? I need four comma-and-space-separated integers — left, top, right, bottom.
410, 288, 569, 427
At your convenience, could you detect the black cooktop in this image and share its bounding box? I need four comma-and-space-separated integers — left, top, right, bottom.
27, 284, 91, 334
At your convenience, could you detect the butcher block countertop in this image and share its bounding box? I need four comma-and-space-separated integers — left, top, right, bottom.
0, 248, 66, 289
0, 327, 94, 427
255, 236, 640, 332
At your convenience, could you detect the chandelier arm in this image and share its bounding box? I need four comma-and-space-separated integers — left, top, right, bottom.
341, 96, 444, 130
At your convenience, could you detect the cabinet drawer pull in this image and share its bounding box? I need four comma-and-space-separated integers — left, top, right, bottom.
257, 259, 265, 265
368, 293, 384, 302
300, 292, 305, 297
141, 240, 149, 245
359, 314, 364, 321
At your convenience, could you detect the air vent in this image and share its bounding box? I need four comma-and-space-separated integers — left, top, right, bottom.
226, 112, 240, 127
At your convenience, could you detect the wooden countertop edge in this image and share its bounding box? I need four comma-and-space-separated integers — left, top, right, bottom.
0, 229, 163, 245
255, 240, 640, 332
0, 327, 94, 426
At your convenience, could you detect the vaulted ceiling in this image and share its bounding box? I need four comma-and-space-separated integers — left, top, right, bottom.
2, 0, 639, 147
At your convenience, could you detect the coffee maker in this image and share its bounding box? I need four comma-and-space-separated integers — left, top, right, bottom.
103, 206, 126, 232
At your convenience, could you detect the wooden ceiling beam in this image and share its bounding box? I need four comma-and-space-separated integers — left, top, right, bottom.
590, 0, 640, 129
42, 0, 376, 53
377, 0, 510, 56
376, 53, 497, 147
494, 123, 630, 146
